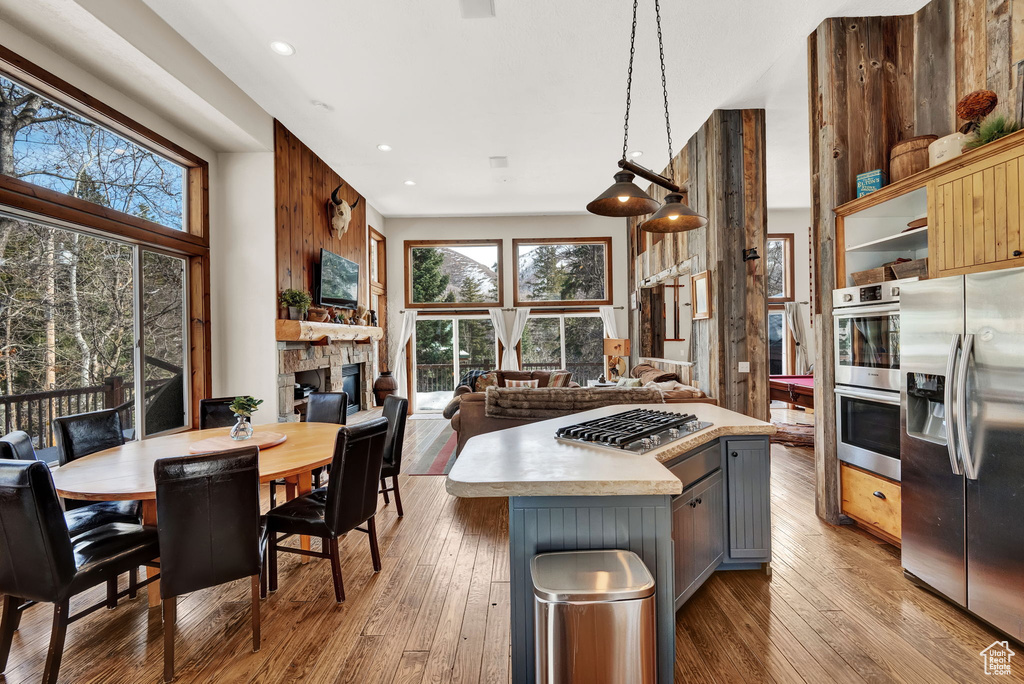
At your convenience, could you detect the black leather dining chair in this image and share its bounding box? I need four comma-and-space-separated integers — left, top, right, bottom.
154, 447, 265, 683
198, 397, 237, 429
0, 459, 160, 684
0, 431, 36, 461
268, 391, 349, 507
378, 396, 409, 517
266, 418, 388, 602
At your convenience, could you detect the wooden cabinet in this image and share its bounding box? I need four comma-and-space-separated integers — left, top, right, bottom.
840, 463, 901, 545
672, 469, 725, 609
725, 438, 772, 562
929, 149, 1024, 278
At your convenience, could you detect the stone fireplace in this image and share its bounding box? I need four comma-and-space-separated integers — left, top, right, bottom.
277, 340, 375, 422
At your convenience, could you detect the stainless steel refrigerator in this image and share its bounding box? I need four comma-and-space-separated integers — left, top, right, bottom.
901, 267, 1024, 642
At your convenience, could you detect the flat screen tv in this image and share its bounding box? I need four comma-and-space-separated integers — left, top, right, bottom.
317, 248, 359, 309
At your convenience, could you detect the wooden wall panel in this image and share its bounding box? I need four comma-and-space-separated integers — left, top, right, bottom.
274, 120, 368, 311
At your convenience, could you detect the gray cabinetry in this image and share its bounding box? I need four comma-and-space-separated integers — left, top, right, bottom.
725, 437, 772, 562
672, 469, 725, 608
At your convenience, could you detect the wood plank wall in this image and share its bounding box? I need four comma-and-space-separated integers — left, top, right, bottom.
808, 0, 1024, 523
627, 109, 768, 421
274, 120, 369, 310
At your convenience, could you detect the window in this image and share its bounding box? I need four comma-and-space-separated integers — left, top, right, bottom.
765, 234, 794, 301
520, 313, 604, 385
1, 73, 186, 231
768, 307, 791, 375
0, 215, 189, 448
514, 238, 612, 306
412, 316, 497, 411
405, 240, 502, 308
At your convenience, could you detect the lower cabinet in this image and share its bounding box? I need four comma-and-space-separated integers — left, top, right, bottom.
672, 469, 725, 608
725, 438, 772, 562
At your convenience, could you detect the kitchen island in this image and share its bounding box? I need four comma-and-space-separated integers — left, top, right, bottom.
447, 403, 776, 684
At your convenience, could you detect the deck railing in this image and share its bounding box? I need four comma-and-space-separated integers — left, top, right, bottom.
414, 361, 604, 393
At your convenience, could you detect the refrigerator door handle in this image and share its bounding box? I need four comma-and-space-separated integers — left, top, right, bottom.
956, 333, 979, 481
944, 334, 962, 475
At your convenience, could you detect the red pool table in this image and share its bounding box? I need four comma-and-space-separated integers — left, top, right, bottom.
770, 375, 814, 409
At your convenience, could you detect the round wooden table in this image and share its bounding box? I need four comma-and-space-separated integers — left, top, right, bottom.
51, 422, 342, 606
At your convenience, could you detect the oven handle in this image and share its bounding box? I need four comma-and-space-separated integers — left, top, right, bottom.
832, 304, 901, 317
944, 334, 962, 476
956, 333, 978, 481
833, 386, 901, 405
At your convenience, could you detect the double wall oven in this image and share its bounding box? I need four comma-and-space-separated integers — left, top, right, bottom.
832, 282, 904, 481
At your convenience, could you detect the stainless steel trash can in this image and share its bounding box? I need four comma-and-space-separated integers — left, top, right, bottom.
531, 549, 656, 684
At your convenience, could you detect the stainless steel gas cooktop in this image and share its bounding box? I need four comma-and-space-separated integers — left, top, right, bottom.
554, 408, 713, 454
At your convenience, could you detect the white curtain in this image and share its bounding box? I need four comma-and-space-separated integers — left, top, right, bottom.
390, 310, 418, 398
599, 305, 619, 339
784, 301, 811, 375
492, 308, 530, 371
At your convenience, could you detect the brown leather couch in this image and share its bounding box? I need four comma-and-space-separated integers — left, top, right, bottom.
448, 370, 716, 455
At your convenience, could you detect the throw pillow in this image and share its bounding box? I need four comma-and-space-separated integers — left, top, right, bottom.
549, 371, 572, 388
506, 379, 540, 388
475, 372, 499, 392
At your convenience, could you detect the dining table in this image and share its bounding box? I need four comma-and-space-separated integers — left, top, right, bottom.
50, 421, 343, 607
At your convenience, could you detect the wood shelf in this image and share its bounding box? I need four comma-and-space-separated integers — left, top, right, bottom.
275, 319, 384, 344
846, 226, 928, 253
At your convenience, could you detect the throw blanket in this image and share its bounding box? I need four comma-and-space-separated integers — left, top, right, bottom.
484, 386, 664, 420
631, 363, 680, 384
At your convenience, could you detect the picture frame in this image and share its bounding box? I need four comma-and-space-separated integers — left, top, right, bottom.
691, 270, 711, 320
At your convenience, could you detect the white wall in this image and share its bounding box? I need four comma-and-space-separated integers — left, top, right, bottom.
767, 208, 816, 365
384, 214, 629, 365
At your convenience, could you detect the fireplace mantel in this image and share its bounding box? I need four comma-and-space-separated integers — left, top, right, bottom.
276, 319, 383, 345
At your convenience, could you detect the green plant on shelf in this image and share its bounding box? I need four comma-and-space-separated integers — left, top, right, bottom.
229, 396, 263, 417
963, 114, 1021, 151
279, 288, 313, 314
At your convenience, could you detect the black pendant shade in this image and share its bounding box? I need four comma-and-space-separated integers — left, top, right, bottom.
586, 171, 660, 217
640, 192, 707, 233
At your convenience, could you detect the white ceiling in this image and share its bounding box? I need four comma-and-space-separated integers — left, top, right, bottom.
9, 0, 929, 217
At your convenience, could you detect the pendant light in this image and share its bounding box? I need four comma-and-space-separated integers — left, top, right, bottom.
586, 0, 707, 233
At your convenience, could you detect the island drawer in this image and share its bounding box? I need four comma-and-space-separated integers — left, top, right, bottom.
667, 441, 720, 490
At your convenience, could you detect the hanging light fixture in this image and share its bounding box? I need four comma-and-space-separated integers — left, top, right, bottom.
586, 0, 707, 233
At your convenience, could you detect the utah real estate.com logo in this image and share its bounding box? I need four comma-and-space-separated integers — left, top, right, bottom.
980, 641, 1015, 676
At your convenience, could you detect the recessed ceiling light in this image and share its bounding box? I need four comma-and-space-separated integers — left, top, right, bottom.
489, 156, 509, 169
311, 100, 333, 111
269, 40, 295, 56
460, 0, 495, 19
627, 150, 643, 159
404, 180, 416, 186
377, 144, 393, 152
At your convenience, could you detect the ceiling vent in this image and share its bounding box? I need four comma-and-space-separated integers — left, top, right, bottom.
489, 156, 509, 168
460, 0, 495, 19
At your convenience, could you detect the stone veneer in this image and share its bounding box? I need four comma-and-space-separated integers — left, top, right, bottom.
277, 340, 376, 422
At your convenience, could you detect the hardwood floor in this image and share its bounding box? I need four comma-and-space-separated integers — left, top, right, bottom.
2, 428, 1019, 683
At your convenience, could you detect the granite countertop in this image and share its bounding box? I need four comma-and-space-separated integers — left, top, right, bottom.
446, 403, 776, 498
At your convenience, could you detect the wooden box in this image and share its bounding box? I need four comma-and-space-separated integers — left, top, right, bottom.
890, 258, 928, 280
850, 265, 896, 286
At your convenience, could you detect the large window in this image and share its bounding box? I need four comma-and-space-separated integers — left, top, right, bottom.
405, 240, 502, 308
0, 216, 189, 450
514, 238, 612, 306
768, 308, 791, 375
520, 313, 604, 386
413, 316, 497, 412
1, 74, 186, 231
765, 234, 794, 301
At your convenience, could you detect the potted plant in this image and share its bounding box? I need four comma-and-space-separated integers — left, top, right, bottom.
228, 396, 263, 441
963, 114, 1021, 151
280, 289, 312, 320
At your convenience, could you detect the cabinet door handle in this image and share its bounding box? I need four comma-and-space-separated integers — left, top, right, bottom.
1015, 250, 1023, 257
731, 451, 738, 458
872, 491, 886, 499
695, 497, 703, 505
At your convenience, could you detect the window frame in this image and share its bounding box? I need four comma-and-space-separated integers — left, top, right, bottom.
517, 310, 604, 382
404, 239, 504, 309
0, 46, 211, 429
512, 237, 613, 307
409, 312, 500, 413
766, 233, 795, 303
767, 304, 794, 376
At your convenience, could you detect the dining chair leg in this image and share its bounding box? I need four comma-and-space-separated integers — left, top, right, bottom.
269, 481, 278, 509
129, 567, 138, 599
106, 576, 118, 609
260, 554, 268, 599
380, 477, 390, 504
0, 595, 20, 672
268, 533, 279, 593
328, 537, 345, 603
367, 515, 382, 572
392, 476, 404, 517
250, 575, 261, 653
163, 597, 176, 683
42, 601, 69, 684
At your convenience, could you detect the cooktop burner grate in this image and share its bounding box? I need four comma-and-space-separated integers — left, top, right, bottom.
554, 408, 713, 454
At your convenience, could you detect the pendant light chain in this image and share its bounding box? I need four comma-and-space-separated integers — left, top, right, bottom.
621, 0, 639, 161
654, 0, 674, 179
